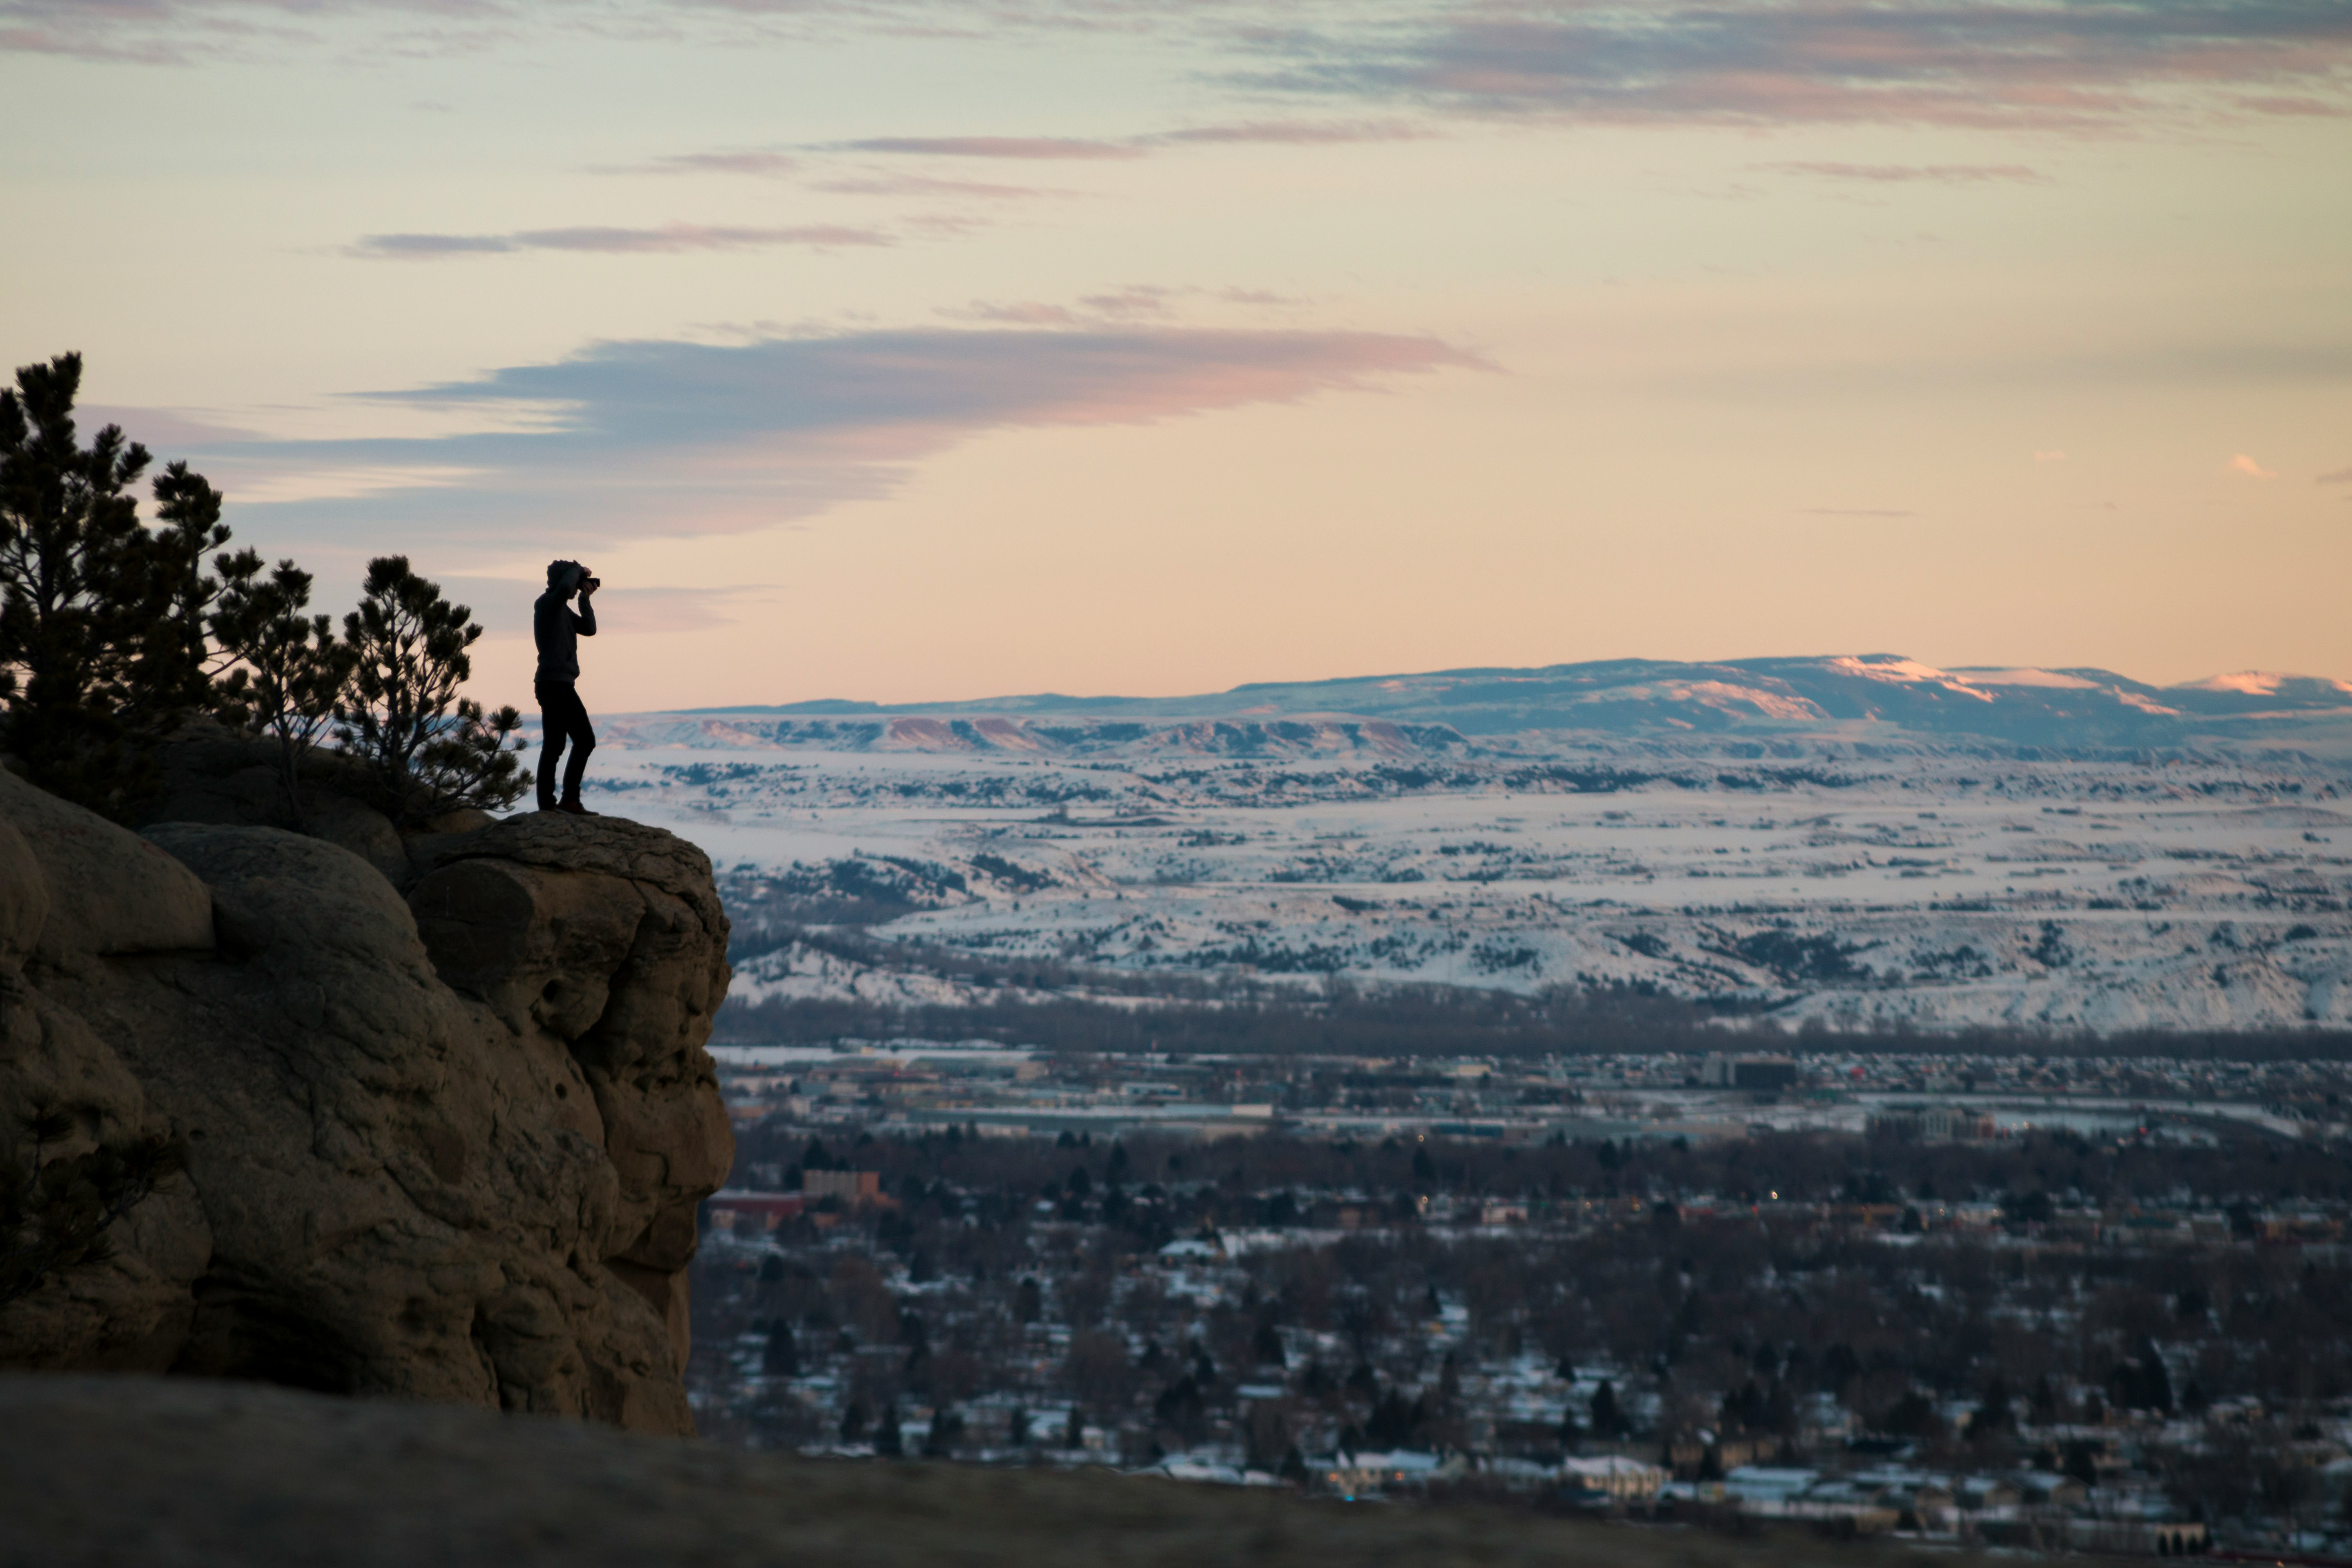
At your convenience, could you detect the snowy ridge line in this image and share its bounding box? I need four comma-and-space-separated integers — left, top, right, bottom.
569, 653, 2352, 758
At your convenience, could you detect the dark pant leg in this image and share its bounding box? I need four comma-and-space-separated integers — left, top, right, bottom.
560, 694, 596, 804
534, 677, 565, 809
535, 678, 594, 808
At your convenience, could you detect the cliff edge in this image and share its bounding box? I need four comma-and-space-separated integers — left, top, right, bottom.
0, 769, 733, 1434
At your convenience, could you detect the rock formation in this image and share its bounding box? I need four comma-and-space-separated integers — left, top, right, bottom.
0, 764, 732, 1434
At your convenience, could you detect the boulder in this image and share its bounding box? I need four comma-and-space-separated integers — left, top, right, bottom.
0, 768, 212, 966
0, 778, 732, 1436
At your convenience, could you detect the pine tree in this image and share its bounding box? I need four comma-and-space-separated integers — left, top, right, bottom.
335, 555, 525, 821
0, 353, 156, 810
210, 554, 353, 828
0, 355, 235, 814
136, 460, 233, 722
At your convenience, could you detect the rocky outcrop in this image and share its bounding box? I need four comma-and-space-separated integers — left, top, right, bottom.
0, 768, 732, 1434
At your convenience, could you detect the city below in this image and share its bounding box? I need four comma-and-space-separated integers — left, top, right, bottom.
687, 1043, 2352, 1557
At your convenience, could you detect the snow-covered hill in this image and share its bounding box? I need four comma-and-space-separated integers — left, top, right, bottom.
600, 653, 2352, 756
577, 739, 2352, 1035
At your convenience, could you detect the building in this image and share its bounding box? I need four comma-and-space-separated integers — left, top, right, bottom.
703, 1190, 805, 1233
1699, 1054, 1799, 1092
1316, 1449, 1469, 1495
1869, 1105, 1998, 1143
1560, 1454, 1667, 1501
802, 1169, 882, 1202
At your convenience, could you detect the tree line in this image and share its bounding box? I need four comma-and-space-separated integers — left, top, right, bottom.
0, 351, 523, 823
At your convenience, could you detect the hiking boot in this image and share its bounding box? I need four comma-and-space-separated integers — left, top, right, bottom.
557, 800, 593, 816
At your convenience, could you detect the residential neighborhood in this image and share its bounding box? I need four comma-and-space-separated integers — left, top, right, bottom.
689, 1042, 2352, 1555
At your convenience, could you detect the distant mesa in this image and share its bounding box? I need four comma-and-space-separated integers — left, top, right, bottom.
615, 654, 2352, 757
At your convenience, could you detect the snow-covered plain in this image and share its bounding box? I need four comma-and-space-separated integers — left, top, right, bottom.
579, 730, 2352, 1034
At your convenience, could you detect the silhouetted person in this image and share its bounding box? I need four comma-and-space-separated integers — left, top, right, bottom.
534, 559, 599, 813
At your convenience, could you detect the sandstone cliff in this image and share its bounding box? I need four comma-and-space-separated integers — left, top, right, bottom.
0, 767, 732, 1434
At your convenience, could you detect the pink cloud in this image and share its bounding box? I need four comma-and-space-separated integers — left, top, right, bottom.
2229, 453, 2276, 479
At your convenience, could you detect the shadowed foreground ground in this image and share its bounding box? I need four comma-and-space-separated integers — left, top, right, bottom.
0, 1375, 1921, 1568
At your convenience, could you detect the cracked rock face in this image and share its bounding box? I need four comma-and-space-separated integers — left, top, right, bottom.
0, 772, 732, 1435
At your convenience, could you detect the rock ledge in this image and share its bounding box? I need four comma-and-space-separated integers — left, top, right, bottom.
0, 772, 731, 1434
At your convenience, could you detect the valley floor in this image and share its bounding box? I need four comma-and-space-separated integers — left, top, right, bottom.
583, 737, 2352, 1033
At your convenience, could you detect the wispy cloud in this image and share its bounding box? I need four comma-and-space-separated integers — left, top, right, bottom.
2230, 453, 2276, 479
628, 151, 802, 178
0, 0, 542, 64
945, 283, 1305, 326
1253, 0, 2352, 131
805, 171, 1059, 199
0, 0, 1298, 65
77, 404, 264, 445
2319, 466, 2352, 484
20, 0, 2352, 139
1757, 161, 2049, 183
833, 136, 1143, 160
1143, 118, 1432, 146
361, 326, 1480, 440
617, 118, 1429, 192
179, 325, 1483, 546
952, 301, 1090, 326
348, 222, 892, 258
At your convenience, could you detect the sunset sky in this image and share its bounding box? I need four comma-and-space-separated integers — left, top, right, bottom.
5, 0, 2348, 711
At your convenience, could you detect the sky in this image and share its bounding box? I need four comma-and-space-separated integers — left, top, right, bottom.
4, 0, 2349, 712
